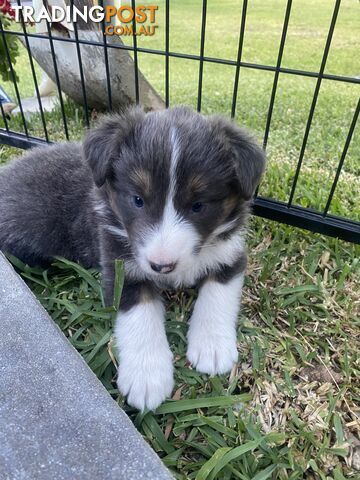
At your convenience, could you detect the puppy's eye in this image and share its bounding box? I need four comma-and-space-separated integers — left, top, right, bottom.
133, 196, 144, 208
191, 202, 203, 213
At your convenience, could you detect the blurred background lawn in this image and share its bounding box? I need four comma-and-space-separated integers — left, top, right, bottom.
1, 0, 359, 220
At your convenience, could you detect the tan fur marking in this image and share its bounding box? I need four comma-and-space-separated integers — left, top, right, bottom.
129, 168, 151, 195
189, 174, 208, 193
222, 195, 238, 217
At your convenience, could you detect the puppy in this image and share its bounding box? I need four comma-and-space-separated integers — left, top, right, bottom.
0, 107, 265, 410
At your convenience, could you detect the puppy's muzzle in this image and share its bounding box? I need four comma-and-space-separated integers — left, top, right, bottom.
150, 262, 176, 274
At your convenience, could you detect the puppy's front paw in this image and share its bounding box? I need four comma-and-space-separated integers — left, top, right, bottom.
187, 333, 238, 376
117, 349, 174, 411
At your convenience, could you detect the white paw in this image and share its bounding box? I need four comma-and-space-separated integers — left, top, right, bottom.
187, 333, 238, 376
117, 349, 174, 411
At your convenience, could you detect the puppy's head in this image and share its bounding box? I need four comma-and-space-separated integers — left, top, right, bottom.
84, 107, 265, 277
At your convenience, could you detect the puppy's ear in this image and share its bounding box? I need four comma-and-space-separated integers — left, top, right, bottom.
208, 116, 266, 200
83, 107, 145, 187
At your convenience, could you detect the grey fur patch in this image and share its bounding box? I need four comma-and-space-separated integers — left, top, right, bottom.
0, 142, 100, 268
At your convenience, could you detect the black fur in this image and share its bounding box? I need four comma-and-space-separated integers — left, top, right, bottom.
213, 252, 248, 284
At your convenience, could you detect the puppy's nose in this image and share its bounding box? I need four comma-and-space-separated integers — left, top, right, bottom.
150, 262, 176, 274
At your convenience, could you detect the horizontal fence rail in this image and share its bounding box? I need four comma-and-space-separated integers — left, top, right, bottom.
0, 0, 359, 243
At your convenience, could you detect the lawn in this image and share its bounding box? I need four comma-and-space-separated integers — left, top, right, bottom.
1, 0, 359, 479
2, 0, 359, 219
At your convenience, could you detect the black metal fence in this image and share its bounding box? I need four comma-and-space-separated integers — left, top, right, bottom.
0, 0, 359, 243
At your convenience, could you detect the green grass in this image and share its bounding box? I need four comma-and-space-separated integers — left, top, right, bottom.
1, 0, 360, 478
7, 218, 360, 479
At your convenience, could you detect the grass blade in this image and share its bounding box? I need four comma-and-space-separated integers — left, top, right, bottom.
251, 465, 277, 480
155, 394, 252, 415
195, 447, 232, 480
207, 439, 262, 480
113, 259, 125, 311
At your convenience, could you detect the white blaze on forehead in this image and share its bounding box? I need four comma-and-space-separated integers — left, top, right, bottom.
139, 127, 200, 270
169, 126, 181, 196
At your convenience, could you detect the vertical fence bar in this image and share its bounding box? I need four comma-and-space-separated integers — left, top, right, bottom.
323, 98, 360, 216
0, 17, 28, 137
165, 0, 170, 108
231, 0, 248, 119
45, 21, 69, 140
263, 0, 292, 148
288, 0, 341, 206
131, 0, 140, 104
16, 0, 49, 142
69, 0, 89, 126
197, 0, 208, 112
99, 0, 113, 111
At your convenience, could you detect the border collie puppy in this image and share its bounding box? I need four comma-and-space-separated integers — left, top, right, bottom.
0, 107, 265, 410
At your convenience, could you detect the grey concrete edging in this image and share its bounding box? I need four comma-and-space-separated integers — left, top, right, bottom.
0, 253, 172, 480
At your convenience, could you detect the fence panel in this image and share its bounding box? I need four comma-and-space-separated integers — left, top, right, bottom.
0, 0, 359, 243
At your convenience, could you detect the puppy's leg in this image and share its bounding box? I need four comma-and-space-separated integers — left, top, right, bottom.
115, 282, 174, 411
187, 262, 246, 376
